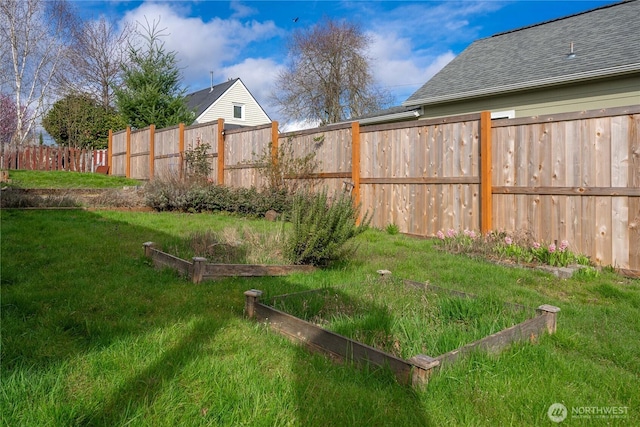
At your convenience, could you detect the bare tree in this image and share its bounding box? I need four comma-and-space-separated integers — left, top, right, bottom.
58, 17, 133, 109
0, 0, 78, 145
272, 17, 392, 125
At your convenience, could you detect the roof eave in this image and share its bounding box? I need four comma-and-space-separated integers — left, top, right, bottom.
402, 64, 640, 107
358, 110, 421, 125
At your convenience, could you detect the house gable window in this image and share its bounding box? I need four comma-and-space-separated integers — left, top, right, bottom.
233, 104, 245, 120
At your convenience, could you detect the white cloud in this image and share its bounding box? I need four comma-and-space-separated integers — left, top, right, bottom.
119, 2, 281, 90
220, 57, 284, 112
367, 31, 455, 103
279, 119, 320, 133
229, 0, 258, 19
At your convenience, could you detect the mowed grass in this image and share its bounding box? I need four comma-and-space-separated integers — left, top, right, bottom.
2, 208, 639, 426
3, 169, 141, 189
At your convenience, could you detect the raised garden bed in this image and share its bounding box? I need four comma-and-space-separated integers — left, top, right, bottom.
143, 242, 315, 283
244, 279, 559, 388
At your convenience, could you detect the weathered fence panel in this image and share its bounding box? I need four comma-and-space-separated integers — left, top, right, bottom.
130, 127, 150, 180
279, 123, 353, 195
225, 124, 271, 188
492, 109, 640, 270
153, 126, 181, 179
360, 116, 481, 235
184, 121, 219, 182
111, 130, 127, 177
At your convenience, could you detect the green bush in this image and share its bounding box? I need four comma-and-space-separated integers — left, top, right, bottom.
284, 189, 370, 266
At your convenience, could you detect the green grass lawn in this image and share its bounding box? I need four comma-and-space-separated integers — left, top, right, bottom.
3, 169, 141, 188
2, 208, 639, 426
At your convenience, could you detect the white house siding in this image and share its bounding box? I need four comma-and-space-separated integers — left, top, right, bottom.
196, 80, 271, 127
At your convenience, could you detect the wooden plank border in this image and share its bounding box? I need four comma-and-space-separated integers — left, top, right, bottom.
143, 242, 315, 284
245, 285, 560, 388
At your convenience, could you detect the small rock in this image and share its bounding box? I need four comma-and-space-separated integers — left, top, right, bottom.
377, 269, 392, 277
264, 210, 279, 221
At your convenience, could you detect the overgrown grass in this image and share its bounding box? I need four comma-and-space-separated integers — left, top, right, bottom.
2, 169, 141, 188
270, 278, 531, 359
162, 225, 288, 265
2, 209, 639, 426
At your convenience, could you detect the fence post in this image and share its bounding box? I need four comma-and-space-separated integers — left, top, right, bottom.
480, 111, 493, 234
178, 123, 185, 180
125, 126, 131, 178
107, 129, 112, 175
149, 124, 155, 180
271, 120, 279, 166
351, 121, 361, 209
217, 118, 225, 185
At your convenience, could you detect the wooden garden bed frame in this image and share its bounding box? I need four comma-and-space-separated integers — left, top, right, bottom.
143, 242, 315, 283
244, 280, 560, 388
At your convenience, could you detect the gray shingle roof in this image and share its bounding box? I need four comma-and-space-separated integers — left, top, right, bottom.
404, 0, 640, 106
185, 78, 239, 118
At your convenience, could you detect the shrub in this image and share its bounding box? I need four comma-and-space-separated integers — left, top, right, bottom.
284, 189, 370, 266
0, 189, 79, 208
143, 174, 292, 216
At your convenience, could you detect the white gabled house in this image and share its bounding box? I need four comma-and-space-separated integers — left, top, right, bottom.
185, 78, 271, 128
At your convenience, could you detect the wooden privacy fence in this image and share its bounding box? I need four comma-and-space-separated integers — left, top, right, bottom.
109, 105, 640, 271
0, 144, 107, 172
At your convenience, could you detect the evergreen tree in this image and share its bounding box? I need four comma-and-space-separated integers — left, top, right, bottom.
115, 19, 194, 129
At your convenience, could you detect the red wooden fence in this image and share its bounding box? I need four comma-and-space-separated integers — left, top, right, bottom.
0, 144, 107, 173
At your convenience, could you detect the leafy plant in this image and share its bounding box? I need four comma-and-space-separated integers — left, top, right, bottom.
385, 223, 399, 235
435, 229, 593, 269
284, 189, 370, 266
183, 139, 212, 182
253, 139, 319, 194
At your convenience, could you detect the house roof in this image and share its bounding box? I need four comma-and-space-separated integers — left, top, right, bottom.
404, 0, 640, 107
185, 78, 239, 117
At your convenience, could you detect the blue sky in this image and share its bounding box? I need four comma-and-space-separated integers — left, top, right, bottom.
71, 0, 617, 125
